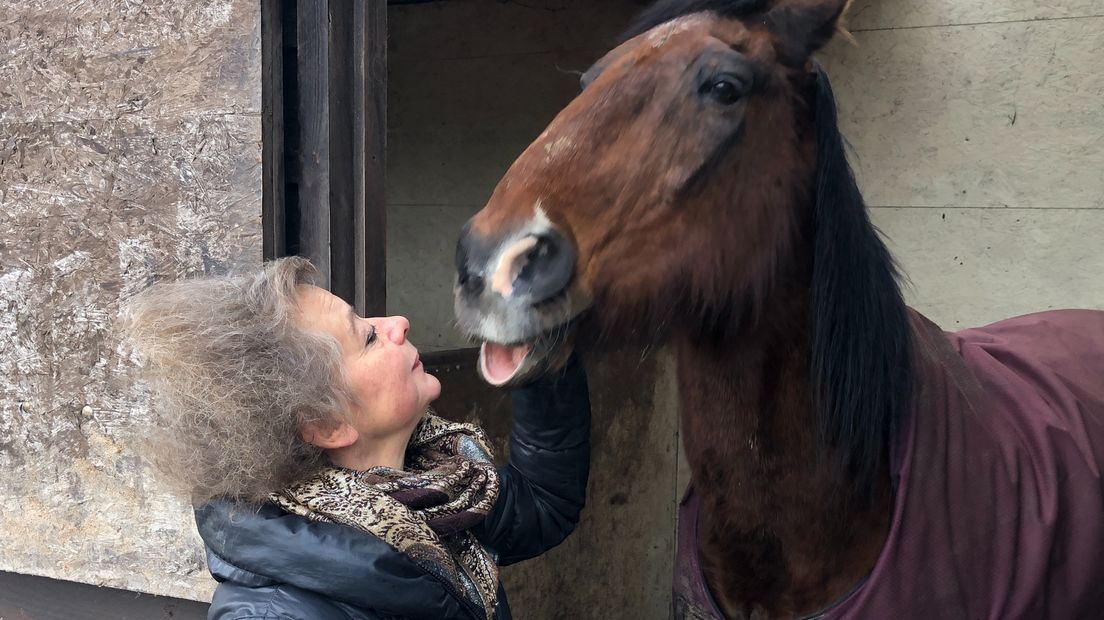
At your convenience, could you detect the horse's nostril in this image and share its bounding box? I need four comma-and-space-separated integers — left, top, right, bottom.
465, 273, 485, 296
456, 221, 488, 297
458, 265, 485, 296
520, 236, 557, 280
510, 230, 575, 303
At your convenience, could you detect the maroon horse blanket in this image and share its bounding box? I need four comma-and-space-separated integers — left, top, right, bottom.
675, 310, 1104, 619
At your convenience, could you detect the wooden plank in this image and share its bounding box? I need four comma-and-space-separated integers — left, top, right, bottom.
297, 0, 332, 286
328, 0, 357, 304
0, 571, 208, 620
354, 0, 388, 317
261, 0, 286, 260
290, 0, 384, 309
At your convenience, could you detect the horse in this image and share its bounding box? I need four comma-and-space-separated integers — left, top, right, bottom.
452, 0, 1104, 617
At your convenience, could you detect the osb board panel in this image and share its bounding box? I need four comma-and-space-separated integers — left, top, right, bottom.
0, 0, 261, 123
847, 0, 1102, 31
873, 207, 1104, 330
821, 17, 1104, 209
0, 0, 261, 602
429, 350, 680, 620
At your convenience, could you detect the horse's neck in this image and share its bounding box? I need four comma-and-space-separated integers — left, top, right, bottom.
675, 292, 891, 619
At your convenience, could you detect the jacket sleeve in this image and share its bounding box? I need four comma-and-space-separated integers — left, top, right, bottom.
473, 353, 592, 566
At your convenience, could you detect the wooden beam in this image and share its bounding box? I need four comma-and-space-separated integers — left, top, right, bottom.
354, 0, 388, 317
296, 0, 332, 287
290, 0, 386, 311
328, 0, 356, 304
261, 0, 285, 261
0, 571, 208, 619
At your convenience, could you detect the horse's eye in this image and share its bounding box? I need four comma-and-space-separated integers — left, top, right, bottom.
703, 78, 743, 105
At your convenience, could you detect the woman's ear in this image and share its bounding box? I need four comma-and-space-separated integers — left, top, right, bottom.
300, 420, 359, 450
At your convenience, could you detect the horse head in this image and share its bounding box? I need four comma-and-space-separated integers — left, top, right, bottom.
455, 0, 853, 387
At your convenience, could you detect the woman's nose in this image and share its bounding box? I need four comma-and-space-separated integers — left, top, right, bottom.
383, 316, 410, 345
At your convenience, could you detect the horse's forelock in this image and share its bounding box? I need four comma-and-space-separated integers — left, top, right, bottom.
620, 0, 772, 44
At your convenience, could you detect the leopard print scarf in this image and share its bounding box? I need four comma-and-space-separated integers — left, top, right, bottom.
270, 412, 501, 618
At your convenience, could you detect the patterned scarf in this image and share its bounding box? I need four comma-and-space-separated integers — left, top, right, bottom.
270, 412, 501, 618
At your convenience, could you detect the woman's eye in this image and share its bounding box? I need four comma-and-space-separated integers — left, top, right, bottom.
365, 326, 377, 347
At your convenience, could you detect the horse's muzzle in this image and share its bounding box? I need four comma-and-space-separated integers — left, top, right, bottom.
455, 224, 575, 306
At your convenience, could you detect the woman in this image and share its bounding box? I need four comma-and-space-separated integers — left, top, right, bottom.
123, 256, 590, 620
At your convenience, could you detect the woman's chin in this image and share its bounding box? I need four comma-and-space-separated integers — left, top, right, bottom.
423, 374, 442, 402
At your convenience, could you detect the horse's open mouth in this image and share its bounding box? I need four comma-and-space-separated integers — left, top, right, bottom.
477, 322, 577, 387
479, 341, 535, 386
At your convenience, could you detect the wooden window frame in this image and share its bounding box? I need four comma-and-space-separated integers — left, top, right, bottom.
262, 0, 387, 317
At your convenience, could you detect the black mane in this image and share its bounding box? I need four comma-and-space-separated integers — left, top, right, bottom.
810, 66, 913, 496
620, 0, 771, 42
624, 2, 913, 495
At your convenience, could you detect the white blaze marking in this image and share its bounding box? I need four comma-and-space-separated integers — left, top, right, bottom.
646, 14, 710, 48
543, 137, 575, 161
490, 236, 538, 298
533, 203, 551, 231
487, 201, 553, 298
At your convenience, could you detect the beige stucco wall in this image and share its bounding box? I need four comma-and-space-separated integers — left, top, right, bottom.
828, 0, 1104, 328
0, 0, 261, 601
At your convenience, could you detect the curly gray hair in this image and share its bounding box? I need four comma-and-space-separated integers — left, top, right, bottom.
121, 257, 351, 504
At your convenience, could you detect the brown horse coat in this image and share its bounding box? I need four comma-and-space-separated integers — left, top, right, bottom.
676, 309, 1104, 619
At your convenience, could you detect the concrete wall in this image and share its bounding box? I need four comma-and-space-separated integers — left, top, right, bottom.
0, 0, 261, 601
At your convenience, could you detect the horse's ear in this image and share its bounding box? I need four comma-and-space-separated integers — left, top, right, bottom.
764, 0, 851, 66
583, 26, 648, 90
581, 49, 617, 90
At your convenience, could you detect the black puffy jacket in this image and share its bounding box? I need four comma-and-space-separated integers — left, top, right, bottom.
195, 357, 591, 620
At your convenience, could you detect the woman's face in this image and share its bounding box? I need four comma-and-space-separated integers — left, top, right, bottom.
295, 285, 441, 442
